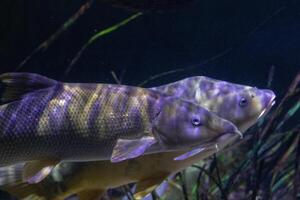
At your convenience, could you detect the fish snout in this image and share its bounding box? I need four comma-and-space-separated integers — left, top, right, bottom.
222, 121, 243, 139
261, 89, 276, 108
209, 117, 242, 139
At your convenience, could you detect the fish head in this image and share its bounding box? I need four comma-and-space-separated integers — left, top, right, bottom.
192, 77, 276, 132
152, 76, 276, 132
205, 86, 276, 132
152, 98, 241, 148
229, 88, 275, 132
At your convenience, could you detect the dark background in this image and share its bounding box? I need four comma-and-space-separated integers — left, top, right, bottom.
0, 0, 299, 97
0, 1, 299, 199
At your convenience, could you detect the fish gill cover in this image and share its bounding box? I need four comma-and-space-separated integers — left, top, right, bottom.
0, 0, 300, 199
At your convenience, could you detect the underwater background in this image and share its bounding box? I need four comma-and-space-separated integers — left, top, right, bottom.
0, 0, 299, 199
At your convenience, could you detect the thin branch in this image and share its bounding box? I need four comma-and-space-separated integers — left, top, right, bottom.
246, 6, 286, 37
65, 12, 143, 75
260, 71, 300, 140
178, 172, 189, 200
192, 165, 228, 199
223, 71, 300, 199
138, 48, 232, 87
110, 70, 122, 84
251, 160, 264, 200
138, 5, 287, 87
213, 155, 225, 199
122, 185, 135, 200
293, 133, 300, 198
275, 96, 300, 131
151, 190, 161, 200
17, 0, 95, 71
267, 65, 275, 88
196, 164, 207, 200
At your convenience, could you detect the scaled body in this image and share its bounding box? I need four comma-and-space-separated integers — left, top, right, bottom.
0, 79, 162, 165
1, 75, 276, 200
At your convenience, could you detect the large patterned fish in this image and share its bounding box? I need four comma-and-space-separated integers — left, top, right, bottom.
0, 73, 240, 183
1, 76, 275, 200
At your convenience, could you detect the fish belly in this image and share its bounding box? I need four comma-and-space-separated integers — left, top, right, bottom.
0, 134, 117, 166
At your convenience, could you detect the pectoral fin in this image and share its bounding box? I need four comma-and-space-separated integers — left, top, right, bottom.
22, 159, 59, 183
111, 136, 156, 163
174, 147, 206, 161
134, 175, 168, 199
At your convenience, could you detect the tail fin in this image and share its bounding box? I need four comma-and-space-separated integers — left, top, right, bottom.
0, 163, 24, 186
3, 182, 47, 200
1, 163, 74, 200
0, 73, 59, 104
3, 179, 62, 200
2, 162, 89, 200
0, 163, 47, 199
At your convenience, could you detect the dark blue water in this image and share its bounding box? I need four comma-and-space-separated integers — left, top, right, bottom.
1, 0, 299, 92
0, 1, 299, 199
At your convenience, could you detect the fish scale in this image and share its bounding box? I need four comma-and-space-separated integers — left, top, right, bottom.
0, 75, 276, 200
0, 81, 162, 166
0, 73, 244, 185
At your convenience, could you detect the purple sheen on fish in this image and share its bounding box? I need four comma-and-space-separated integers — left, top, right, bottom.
26, 166, 54, 184
0, 74, 276, 198
0, 73, 239, 169
151, 76, 276, 133
111, 137, 156, 163
174, 147, 206, 161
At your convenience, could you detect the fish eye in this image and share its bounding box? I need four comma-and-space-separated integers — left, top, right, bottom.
239, 97, 248, 107
192, 118, 202, 127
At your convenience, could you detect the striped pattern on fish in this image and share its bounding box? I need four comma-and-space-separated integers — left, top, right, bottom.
0, 73, 241, 171
0, 80, 164, 166
0, 74, 276, 200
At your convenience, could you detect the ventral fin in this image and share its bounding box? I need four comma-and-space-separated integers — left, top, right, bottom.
135, 185, 158, 200
174, 147, 206, 161
134, 174, 168, 199
77, 189, 105, 200
0, 72, 59, 104
22, 159, 59, 184
111, 136, 156, 163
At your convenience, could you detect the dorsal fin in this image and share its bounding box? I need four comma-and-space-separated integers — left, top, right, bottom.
0, 73, 59, 104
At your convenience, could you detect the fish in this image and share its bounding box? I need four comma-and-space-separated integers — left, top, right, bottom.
151, 76, 276, 133
1, 76, 275, 200
0, 73, 240, 184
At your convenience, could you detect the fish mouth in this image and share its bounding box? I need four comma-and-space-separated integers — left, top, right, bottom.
203, 127, 243, 147
191, 132, 238, 154
259, 93, 276, 119
217, 122, 243, 139
213, 129, 243, 149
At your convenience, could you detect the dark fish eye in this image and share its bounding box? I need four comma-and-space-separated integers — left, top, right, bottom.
192, 118, 202, 127
239, 97, 248, 107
